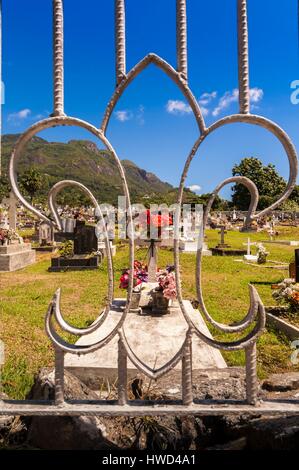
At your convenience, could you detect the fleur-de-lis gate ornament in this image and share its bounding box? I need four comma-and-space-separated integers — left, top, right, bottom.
1, 0, 298, 417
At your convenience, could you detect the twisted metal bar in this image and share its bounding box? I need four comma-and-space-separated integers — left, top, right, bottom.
52, 0, 65, 116
182, 329, 193, 405
54, 348, 65, 406
115, 0, 126, 85
118, 337, 128, 405
238, 0, 250, 114
0, 0, 2, 176
176, 0, 188, 81
245, 342, 258, 405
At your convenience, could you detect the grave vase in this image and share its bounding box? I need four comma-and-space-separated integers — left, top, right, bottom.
130, 291, 142, 313
151, 290, 170, 315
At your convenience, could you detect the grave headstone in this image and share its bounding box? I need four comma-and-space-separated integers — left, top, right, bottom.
243, 237, 258, 262
39, 221, 53, 246
74, 221, 98, 255
215, 226, 230, 248
50, 220, 101, 271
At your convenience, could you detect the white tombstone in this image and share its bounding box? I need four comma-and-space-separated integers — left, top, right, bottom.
243, 237, 258, 262
39, 221, 53, 245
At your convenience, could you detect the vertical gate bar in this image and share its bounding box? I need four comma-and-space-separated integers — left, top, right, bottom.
0, 0, 2, 176
52, 0, 65, 116
176, 0, 188, 81
245, 342, 258, 405
115, 0, 126, 86
237, 0, 250, 114
54, 348, 65, 405
118, 337, 128, 405
182, 331, 193, 406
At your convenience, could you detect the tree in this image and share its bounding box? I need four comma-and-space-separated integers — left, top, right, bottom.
0, 175, 11, 203
19, 167, 44, 203
231, 157, 286, 210
289, 185, 299, 205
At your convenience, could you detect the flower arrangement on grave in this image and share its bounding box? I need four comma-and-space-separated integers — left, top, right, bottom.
272, 279, 299, 313
156, 265, 177, 300
58, 240, 74, 258
139, 209, 173, 240
149, 266, 177, 314
0, 228, 22, 246
119, 260, 148, 292
119, 260, 148, 311
257, 243, 269, 264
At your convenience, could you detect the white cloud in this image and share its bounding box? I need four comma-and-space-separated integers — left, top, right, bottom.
166, 92, 217, 117
166, 99, 192, 115
212, 89, 239, 117
212, 87, 263, 117
7, 108, 31, 123
198, 91, 217, 107
200, 106, 209, 117
188, 184, 202, 193
115, 110, 132, 122
249, 87, 264, 103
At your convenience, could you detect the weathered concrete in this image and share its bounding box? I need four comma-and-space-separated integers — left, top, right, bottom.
266, 310, 299, 340
65, 300, 227, 385
0, 244, 36, 272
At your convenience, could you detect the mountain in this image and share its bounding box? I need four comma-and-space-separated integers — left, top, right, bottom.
1, 134, 173, 205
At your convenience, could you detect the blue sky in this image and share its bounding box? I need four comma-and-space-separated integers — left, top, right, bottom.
2, 0, 299, 198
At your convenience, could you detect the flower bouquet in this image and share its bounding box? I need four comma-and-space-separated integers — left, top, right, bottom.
119, 260, 148, 312
151, 266, 177, 314
272, 279, 299, 313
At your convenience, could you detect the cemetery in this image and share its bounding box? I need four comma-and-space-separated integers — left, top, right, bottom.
0, 0, 299, 454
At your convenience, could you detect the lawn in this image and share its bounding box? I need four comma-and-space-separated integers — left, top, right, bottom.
0, 227, 298, 398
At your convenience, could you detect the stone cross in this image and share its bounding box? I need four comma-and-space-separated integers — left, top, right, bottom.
268, 225, 275, 241
243, 237, 256, 256
218, 226, 227, 246
148, 240, 158, 283
2, 191, 17, 231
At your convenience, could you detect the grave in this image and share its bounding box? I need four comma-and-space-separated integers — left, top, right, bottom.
98, 240, 116, 257
179, 237, 212, 256
211, 226, 247, 256
49, 220, 101, 271
65, 299, 227, 385
0, 243, 36, 272
0, 193, 36, 271
243, 238, 258, 262
34, 221, 57, 252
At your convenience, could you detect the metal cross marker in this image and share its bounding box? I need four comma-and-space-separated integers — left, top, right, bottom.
1, 0, 298, 417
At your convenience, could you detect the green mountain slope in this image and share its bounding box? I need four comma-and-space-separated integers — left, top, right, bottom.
1, 134, 173, 204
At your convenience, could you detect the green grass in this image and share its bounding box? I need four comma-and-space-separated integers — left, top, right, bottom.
0, 227, 298, 398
